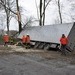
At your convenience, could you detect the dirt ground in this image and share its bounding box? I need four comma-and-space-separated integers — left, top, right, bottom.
0, 45, 75, 75
0, 45, 75, 65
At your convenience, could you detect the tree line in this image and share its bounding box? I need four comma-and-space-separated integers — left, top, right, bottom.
0, 0, 75, 34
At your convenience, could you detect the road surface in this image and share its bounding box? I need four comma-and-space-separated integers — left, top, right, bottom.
0, 53, 75, 75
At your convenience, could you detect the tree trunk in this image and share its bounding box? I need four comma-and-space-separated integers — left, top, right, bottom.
6, 13, 9, 35
43, 0, 45, 26
4, 0, 10, 35
6, 12, 10, 35
58, 0, 62, 24
39, 0, 42, 26
16, 0, 22, 33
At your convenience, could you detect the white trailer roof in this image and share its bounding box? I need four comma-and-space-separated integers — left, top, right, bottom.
18, 23, 74, 43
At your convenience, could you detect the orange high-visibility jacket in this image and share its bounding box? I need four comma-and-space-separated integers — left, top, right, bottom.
22, 36, 26, 43
26, 36, 30, 43
3, 35, 9, 42
60, 37, 68, 45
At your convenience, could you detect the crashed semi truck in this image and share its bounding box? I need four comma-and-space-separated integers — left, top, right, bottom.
18, 22, 75, 51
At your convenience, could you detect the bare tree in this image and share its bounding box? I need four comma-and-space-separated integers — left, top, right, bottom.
22, 17, 34, 29
16, 0, 22, 33
57, 0, 62, 24
55, 0, 75, 24
42, 0, 52, 25
42, 0, 45, 26
39, 0, 52, 26
0, 0, 16, 14
5, 0, 10, 34
0, 0, 16, 34
39, 0, 42, 26
0, 0, 22, 33
68, 0, 75, 22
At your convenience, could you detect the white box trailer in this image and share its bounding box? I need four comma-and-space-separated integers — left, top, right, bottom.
18, 22, 75, 51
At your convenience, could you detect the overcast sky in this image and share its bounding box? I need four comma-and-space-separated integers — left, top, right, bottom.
19, 0, 39, 18
9, 0, 75, 30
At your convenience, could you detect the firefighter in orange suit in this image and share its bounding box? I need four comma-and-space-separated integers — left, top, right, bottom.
22, 35, 26, 45
60, 34, 68, 55
3, 34, 9, 46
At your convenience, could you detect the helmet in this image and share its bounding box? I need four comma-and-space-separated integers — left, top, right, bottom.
26, 34, 29, 35
4, 33, 7, 35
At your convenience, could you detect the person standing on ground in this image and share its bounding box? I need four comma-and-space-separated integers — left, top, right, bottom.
3, 34, 9, 46
60, 34, 68, 55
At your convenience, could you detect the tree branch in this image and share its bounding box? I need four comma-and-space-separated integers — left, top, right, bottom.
0, 0, 17, 15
